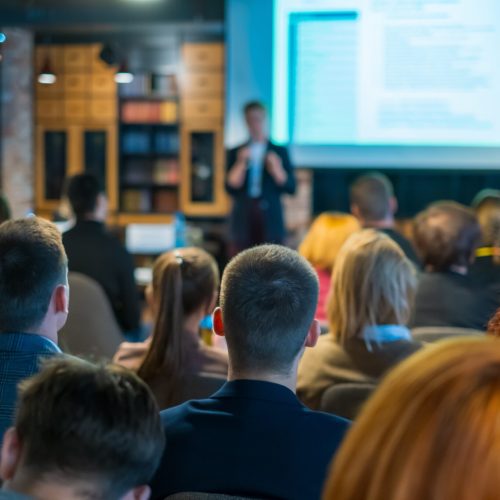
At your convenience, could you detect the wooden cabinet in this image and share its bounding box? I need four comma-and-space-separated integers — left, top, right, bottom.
35, 44, 118, 215
35, 42, 228, 223
180, 43, 228, 217
180, 124, 228, 217
36, 124, 117, 213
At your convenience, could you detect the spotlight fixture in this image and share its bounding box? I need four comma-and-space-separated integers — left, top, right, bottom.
115, 61, 134, 84
38, 56, 56, 85
0, 33, 6, 44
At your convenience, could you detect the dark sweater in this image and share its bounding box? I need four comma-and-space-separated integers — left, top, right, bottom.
411, 271, 497, 331
62, 220, 140, 332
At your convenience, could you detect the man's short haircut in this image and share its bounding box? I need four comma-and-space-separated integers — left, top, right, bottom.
471, 189, 500, 247
350, 173, 394, 222
0, 217, 67, 333
15, 358, 165, 499
66, 173, 102, 220
413, 201, 481, 272
243, 100, 266, 116
219, 244, 319, 374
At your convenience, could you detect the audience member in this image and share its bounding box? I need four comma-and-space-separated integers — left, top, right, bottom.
0, 217, 68, 444
226, 101, 296, 252
350, 173, 420, 265
411, 201, 496, 330
62, 174, 141, 335
469, 189, 500, 296
0, 195, 11, 224
299, 213, 360, 325
487, 307, 500, 337
298, 230, 421, 410
114, 247, 228, 409
0, 357, 164, 500
149, 245, 349, 500
323, 337, 500, 500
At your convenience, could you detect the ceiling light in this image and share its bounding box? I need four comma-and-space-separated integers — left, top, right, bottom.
38, 57, 56, 85
115, 61, 134, 84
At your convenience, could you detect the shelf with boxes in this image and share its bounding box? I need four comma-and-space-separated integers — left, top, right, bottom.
34, 42, 229, 222
118, 72, 181, 215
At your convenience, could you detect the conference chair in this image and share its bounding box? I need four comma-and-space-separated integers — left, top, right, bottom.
411, 326, 484, 344
58, 272, 123, 361
319, 383, 376, 420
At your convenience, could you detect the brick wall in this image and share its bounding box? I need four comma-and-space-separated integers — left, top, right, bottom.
0, 28, 34, 217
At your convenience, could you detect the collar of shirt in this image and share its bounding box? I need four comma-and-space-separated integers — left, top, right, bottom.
0, 333, 61, 354
212, 379, 300, 406
361, 325, 412, 351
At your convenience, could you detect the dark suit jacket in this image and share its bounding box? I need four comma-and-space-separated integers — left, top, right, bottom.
0, 333, 61, 444
411, 271, 497, 330
149, 380, 349, 500
379, 228, 420, 267
226, 142, 296, 245
62, 220, 140, 333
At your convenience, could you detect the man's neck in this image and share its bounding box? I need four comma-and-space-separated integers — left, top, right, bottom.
6, 478, 101, 500
362, 217, 394, 230
250, 133, 267, 143
228, 366, 298, 394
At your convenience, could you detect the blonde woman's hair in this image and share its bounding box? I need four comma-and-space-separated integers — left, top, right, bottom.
299, 213, 360, 270
327, 229, 416, 343
323, 337, 500, 500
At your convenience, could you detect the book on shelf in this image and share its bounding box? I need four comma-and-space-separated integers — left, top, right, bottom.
153, 190, 179, 213
153, 158, 180, 185
121, 101, 178, 124
122, 189, 152, 212
122, 130, 150, 153
123, 159, 153, 184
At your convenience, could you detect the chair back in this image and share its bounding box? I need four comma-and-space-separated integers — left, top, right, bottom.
319, 383, 376, 420
166, 493, 266, 500
59, 272, 123, 360
412, 326, 484, 344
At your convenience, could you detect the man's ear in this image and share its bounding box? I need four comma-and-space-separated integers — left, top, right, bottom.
212, 307, 225, 337
53, 283, 69, 331
304, 319, 320, 348
121, 485, 151, 500
389, 196, 398, 216
350, 204, 360, 219
0, 428, 22, 482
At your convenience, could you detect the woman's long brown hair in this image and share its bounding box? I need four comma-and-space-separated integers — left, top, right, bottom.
323, 337, 500, 500
137, 247, 219, 408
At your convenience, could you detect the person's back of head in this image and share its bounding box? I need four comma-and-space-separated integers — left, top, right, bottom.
472, 189, 500, 248
0, 217, 68, 338
0, 357, 164, 500
138, 247, 220, 406
299, 213, 360, 271
65, 174, 107, 222
215, 244, 319, 377
0, 195, 11, 225
328, 229, 416, 345
323, 337, 500, 500
349, 173, 395, 224
413, 201, 480, 272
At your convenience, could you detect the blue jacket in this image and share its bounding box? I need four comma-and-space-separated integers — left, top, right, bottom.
226, 142, 296, 245
0, 333, 61, 443
150, 380, 349, 500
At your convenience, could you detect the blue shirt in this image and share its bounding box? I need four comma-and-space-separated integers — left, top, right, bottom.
150, 380, 350, 500
0, 333, 61, 443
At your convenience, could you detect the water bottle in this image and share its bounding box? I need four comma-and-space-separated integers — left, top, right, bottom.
174, 211, 186, 248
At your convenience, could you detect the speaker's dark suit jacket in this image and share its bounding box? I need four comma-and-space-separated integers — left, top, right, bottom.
149, 380, 350, 500
226, 142, 296, 246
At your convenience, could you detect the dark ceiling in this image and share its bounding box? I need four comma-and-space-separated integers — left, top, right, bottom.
0, 0, 225, 28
